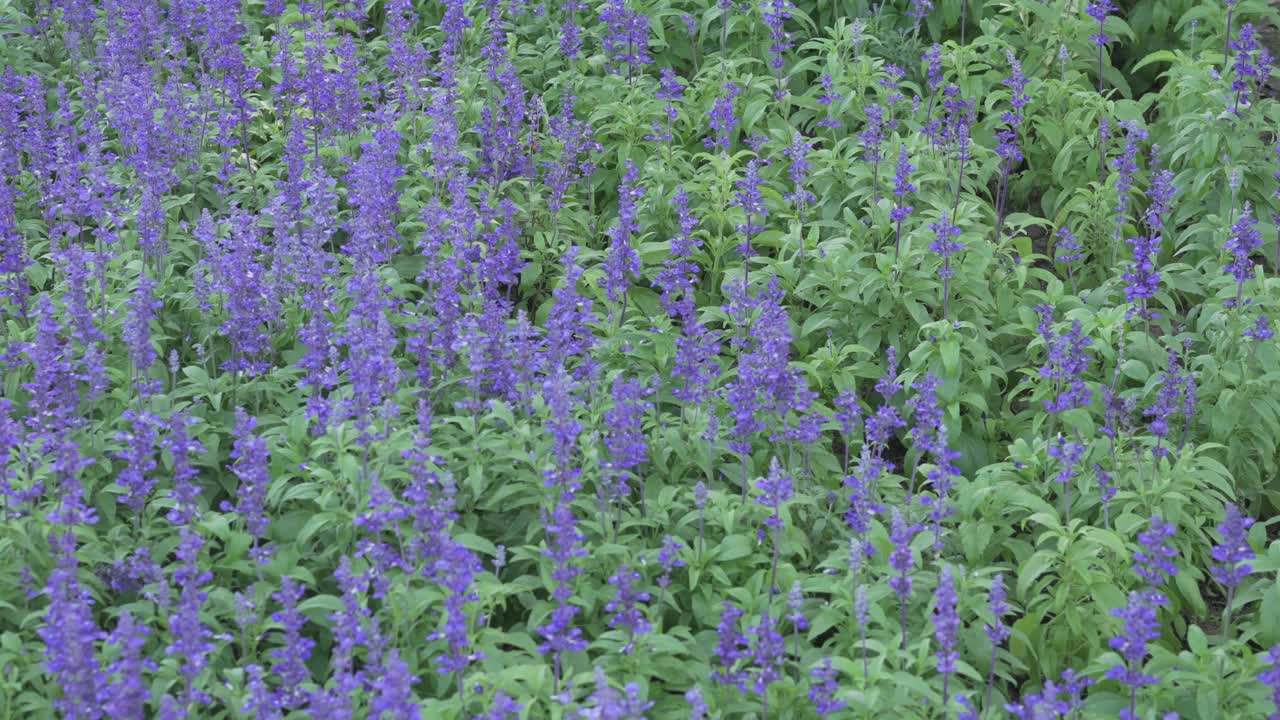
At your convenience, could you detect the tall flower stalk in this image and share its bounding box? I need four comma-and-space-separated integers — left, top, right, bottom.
891, 143, 916, 265
983, 573, 1011, 712
994, 52, 1029, 240
1210, 503, 1256, 640
1088, 0, 1116, 93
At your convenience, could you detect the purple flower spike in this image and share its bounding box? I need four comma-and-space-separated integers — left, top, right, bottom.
223, 408, 273, 565
706, 83, 742, 153
712, 601, 749, 692
1259, 645, 1280, 720
1245, 315, 1275, 342
1225, 202, 1263, 307
1107, 591, 1161, 720
933, 565, 960, 705
888, 508, 920, 649
809, 658, 846, 715
602, 161, 645, 306
1134, 515, 1178, 590
606, 564, 652, 654
1212, 503, 1256, 639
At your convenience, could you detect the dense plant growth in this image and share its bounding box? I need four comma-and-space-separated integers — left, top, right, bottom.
1, 0, 1280, 717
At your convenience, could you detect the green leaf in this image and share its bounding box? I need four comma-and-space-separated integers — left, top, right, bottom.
716, 534, 755, 562
940, 340, 960, 377
1132, 50, 1179, 73
1017, 550, 1057, 598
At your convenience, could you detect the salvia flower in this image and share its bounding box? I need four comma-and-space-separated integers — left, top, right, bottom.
165, 411, 205, 527
1107, 591, 1161, 720
1060, 669, 1095, 714
686, 686, 709, 719
784, 134, 816, 214
559, 0, 586, 59
933, 565, 960, 705
1047, 434, 1085, 516
1122, 232, 1162, 319
1144, 149, 1177, 235
907, 0, 933, 34
1003, 51, 1031, 123
888, 508, 919, 648
1224, 202, 1263, 306
1096, 464, 1116, 528
1087, 0, 1116, 90
123, 271, 162, 393
1144, 351, 1187, 459
270, 577, 314, 707
656, 535, 686, 589
891, 143, 916, 257
880, 64, 906, 110
787, 581, 809, 633
1035, 304, 1094, 415
750, 609, 786, 697
706, 83, 742, 153
243, 665, 282, 720
223, 408, 273, 564
116, 408, 160, 514
606, 564, 652, 654
167, 528, 214, 709
923, 44, 944, 93
809, 658, 846, 715
844, 447, 884, 536
579, 667, 653, 719
655, 186, 702, 319
1245, 315, 1275, 342
984, 573, 1011, 647
339, 267, 402, 443
732, 158, 769, 266
756, 458, 796, 528
603, 375, 653, 502
544, 247, 599, 379
712, 601, 749, 691
861, 104, 887, 193
1259, 645, 1280, 720
656, 68, 685, 123
102, 611, 154, 719
1087, 0, 1116, 44
1055, 227, 1083, 290
40, 534, 106, 720
602, 160, 645, 305
1134, 515, 1179, 590
927, 209, 965, 319
875, 345, 905, 398
994, 52, 1030, 233
907, 373, 945, 458
929, 211, 962, 278
745, 132, 769, 154
1229, 23, 1270, 114
761, 0, 796, 98
1006, 685, 1071, 720
940, 86, 975, 162
538, 511, 587, 657
1111, 120, 1148, 236
368, 650, 420, 720
817, 74, 843, 129
600, 0, 651, 76
983, 572, 1011, 710
834, 389, 862, 438
722, 277, 807, 467
1212, 503, 1256, 637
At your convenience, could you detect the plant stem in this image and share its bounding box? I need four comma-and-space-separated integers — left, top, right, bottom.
1224, 7, 1234, 69
984, 642, 998, 716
